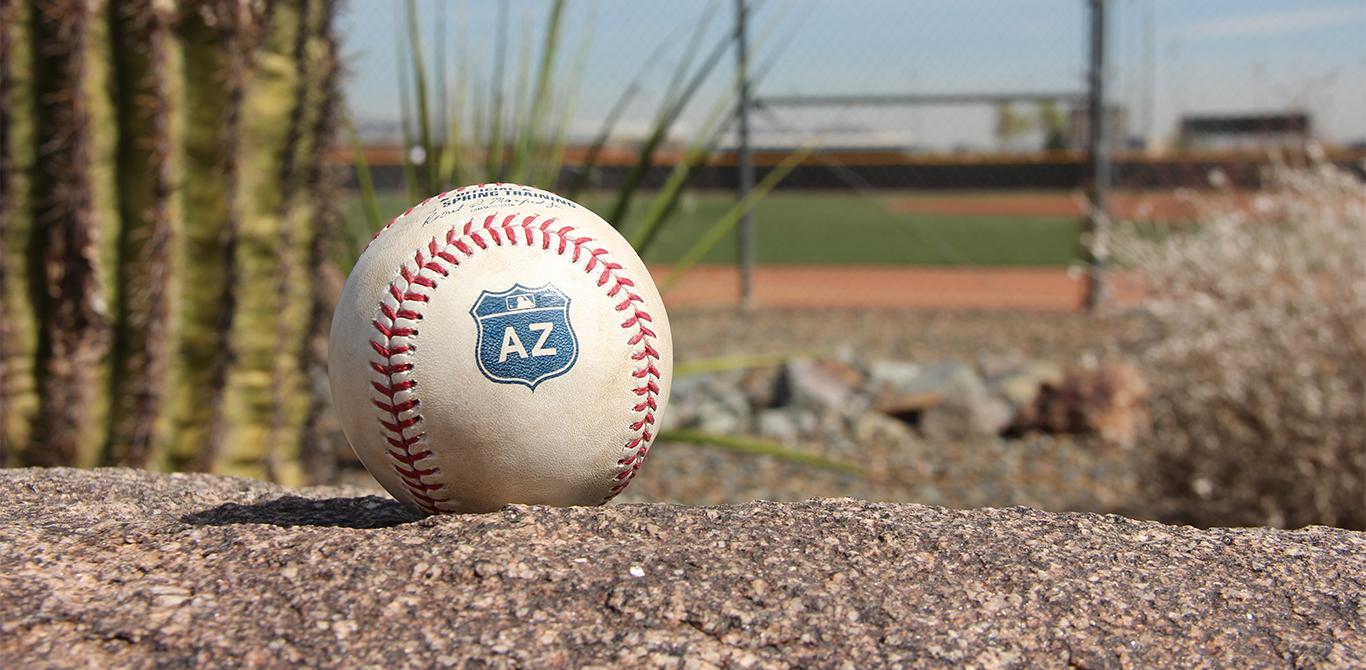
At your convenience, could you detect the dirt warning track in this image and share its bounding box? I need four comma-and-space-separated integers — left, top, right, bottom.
887, 190, 1242, 222
655, 265, 1143, 312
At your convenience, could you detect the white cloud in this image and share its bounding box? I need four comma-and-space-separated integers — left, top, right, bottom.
1176, 5, 1366, 40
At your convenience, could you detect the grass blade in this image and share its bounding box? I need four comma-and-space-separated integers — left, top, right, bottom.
404, 0, 435, 194
506, 15, 535, 182
509, 0, 564, 184
562, 15, 690, 199
344, 118, 381, 264
659, 429, 866, 477
536, 1, 595, 189
439, 0, 471, 188
674, 350, 823, 377
630, 5, 806, 254
605, 11, 737, 228
486, 0, 509, 180
434, 0, 448, 148
392, 13, 419, 203
468, 70, 489, 183
653, 0, 720, 121
661, 144, 815, 292
629, 94, 736, 253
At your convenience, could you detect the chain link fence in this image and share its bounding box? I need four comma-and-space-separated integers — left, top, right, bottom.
339, 0, 1366, 310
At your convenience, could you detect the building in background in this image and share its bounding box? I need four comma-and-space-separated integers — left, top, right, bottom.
1178, 112, 1313, 152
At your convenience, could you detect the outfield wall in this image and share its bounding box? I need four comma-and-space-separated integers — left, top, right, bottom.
340, 149, 1366, 192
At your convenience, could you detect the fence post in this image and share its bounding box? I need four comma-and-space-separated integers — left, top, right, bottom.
1084, 0, 1109, 311
735, 0, 755, 308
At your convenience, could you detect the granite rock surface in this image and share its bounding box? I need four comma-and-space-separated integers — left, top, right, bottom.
1, 468, 1363, 668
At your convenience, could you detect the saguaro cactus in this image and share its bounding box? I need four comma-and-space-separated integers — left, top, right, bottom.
264, 0, 321, 482
0, 0, 36, 466
296, 0, 346, 484
25, 0, 110, 466
3, 0, 345, 478
102, 0, 176, 467
0, 0, 12, 463
167, 0, 250, 471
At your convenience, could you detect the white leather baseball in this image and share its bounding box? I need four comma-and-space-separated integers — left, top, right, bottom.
328, 183, 672, 514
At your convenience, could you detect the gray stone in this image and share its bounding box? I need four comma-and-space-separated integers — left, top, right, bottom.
695, 398, 746, 435
919, 393, 1015, 441
974, 350, 1030, 379
755, 409, 803, 444
774, 359, 865, 411
870, 359, 985, 399
868, 359, 1011, 438
670, 373, 753, 435
3, 468, 1363, 668
989, 360, 1064, 409
738, 367, 783, 410
853, 411, 918, 450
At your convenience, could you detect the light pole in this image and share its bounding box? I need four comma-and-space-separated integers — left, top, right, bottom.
735, 0, 755, 308
1084, 0, 1109, 312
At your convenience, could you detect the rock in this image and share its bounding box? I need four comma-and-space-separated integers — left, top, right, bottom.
1014, 362, 1150, 445
665, 373, 752, 435
852, 411, 919, 481
3, 468, 1363, 668
774, 359, 865, 411
695, 399, 747, 435
656, 374, 705, 431
755, 408, 803, 444
974, 350, 1029, 379
869, 360, 1010, 438
918, 393, 1015, 442
853, 411, 918, 450
738, 366, 782, 410
989, 360, 1064, 409
869, 359, 984, 399
874, 391, 944, 418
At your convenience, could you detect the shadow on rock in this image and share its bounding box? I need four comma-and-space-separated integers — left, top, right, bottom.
182, 495, 424, 529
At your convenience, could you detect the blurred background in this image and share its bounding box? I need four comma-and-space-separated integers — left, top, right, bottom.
1, 0, 1362, 529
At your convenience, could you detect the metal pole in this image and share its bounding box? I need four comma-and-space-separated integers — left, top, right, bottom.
1084, 0, 1109, 311
735, 0, 755, 308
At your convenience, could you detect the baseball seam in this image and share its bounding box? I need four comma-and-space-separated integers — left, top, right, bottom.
368, 204, 660, 513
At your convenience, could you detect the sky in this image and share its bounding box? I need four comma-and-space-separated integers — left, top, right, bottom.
339, 0, 1366, 149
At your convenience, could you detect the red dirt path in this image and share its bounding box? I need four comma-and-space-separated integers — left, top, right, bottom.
653, 265, 1144, 312
887, 190, 1244, 221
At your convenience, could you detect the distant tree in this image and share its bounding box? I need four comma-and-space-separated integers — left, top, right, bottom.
993, 103, 1032, 152
1037, 100, 1068, 151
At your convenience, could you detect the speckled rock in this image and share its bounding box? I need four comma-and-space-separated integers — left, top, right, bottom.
2, 468, 1363, 669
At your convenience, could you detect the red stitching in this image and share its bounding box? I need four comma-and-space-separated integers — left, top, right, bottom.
368, 200, 662, 510
370, 233, 461, 514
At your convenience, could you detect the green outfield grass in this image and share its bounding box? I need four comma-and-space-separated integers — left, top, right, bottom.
346, 191, 1083, 267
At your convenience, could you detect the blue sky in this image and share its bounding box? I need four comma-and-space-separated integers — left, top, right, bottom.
340, 0, 1366, 148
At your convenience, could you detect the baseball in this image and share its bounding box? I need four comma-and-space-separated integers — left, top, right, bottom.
328, 183, 672, 514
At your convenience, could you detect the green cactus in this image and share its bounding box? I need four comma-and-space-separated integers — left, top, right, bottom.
102, 0, 177, 467
24, 0, 111, 467
227, 0, 308, 480
295, 0, 346, 484
165, 1, 248, 471
3, 0, 343, 477
0, 0, 16, 464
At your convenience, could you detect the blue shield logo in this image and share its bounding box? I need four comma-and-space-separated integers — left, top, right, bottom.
470, 283, 578, 390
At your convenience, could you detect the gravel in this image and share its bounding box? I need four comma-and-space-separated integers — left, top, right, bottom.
668, 307, 1125, 363
3, 468, 1363, 668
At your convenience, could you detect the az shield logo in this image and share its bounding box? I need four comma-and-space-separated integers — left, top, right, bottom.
470, 283, 579, 390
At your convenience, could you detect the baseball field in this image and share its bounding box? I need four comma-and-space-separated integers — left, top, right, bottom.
351, 190, 1091, 267
346, 189, 1175, 310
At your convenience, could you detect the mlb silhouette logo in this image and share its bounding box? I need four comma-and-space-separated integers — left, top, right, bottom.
470, 283, 578, 390
505, 294, 536, 311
